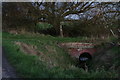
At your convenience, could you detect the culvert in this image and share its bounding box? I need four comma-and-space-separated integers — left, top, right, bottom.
78, 52, 92, 70
59, 42, 96, 70
79, 52, 92, 62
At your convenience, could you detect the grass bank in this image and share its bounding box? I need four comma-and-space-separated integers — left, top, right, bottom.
2, 32, 119, 78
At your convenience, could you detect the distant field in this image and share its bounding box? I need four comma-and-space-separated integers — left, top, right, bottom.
2, 32, 119, 78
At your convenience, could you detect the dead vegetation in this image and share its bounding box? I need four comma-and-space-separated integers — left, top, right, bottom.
15, 41, 43, 56
14, 42, 61, 68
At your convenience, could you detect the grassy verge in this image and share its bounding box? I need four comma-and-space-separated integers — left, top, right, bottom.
2, 32, 119, 78
0, 32, 2, 45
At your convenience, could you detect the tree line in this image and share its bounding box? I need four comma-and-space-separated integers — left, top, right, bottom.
2, 2, 120, 37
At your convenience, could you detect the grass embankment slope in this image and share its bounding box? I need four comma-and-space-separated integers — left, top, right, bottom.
2, 32, 119, 78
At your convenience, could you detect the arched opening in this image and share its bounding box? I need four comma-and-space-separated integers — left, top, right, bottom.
78, 52, 92, 70
79, 52, 92, 62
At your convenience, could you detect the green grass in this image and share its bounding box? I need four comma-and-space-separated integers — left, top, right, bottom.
36, 23, 53, 30
0, 31, 2, 45
3, 41, 49, 78
2, 32, 119, 78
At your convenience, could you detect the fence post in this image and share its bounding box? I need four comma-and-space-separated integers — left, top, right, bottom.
60, 22, 64, 37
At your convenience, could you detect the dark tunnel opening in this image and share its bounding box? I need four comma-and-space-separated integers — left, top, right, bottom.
77, 52, 92, 70
79, 52, 92, 62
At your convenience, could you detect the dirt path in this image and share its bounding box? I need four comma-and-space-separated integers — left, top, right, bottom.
2, 47, 17, 78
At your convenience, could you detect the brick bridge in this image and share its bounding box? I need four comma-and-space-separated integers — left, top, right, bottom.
59, 42, 96, 61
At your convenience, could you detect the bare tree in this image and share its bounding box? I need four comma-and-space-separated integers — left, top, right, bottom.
34, 2, 99, 37
81, 2, 120, 38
